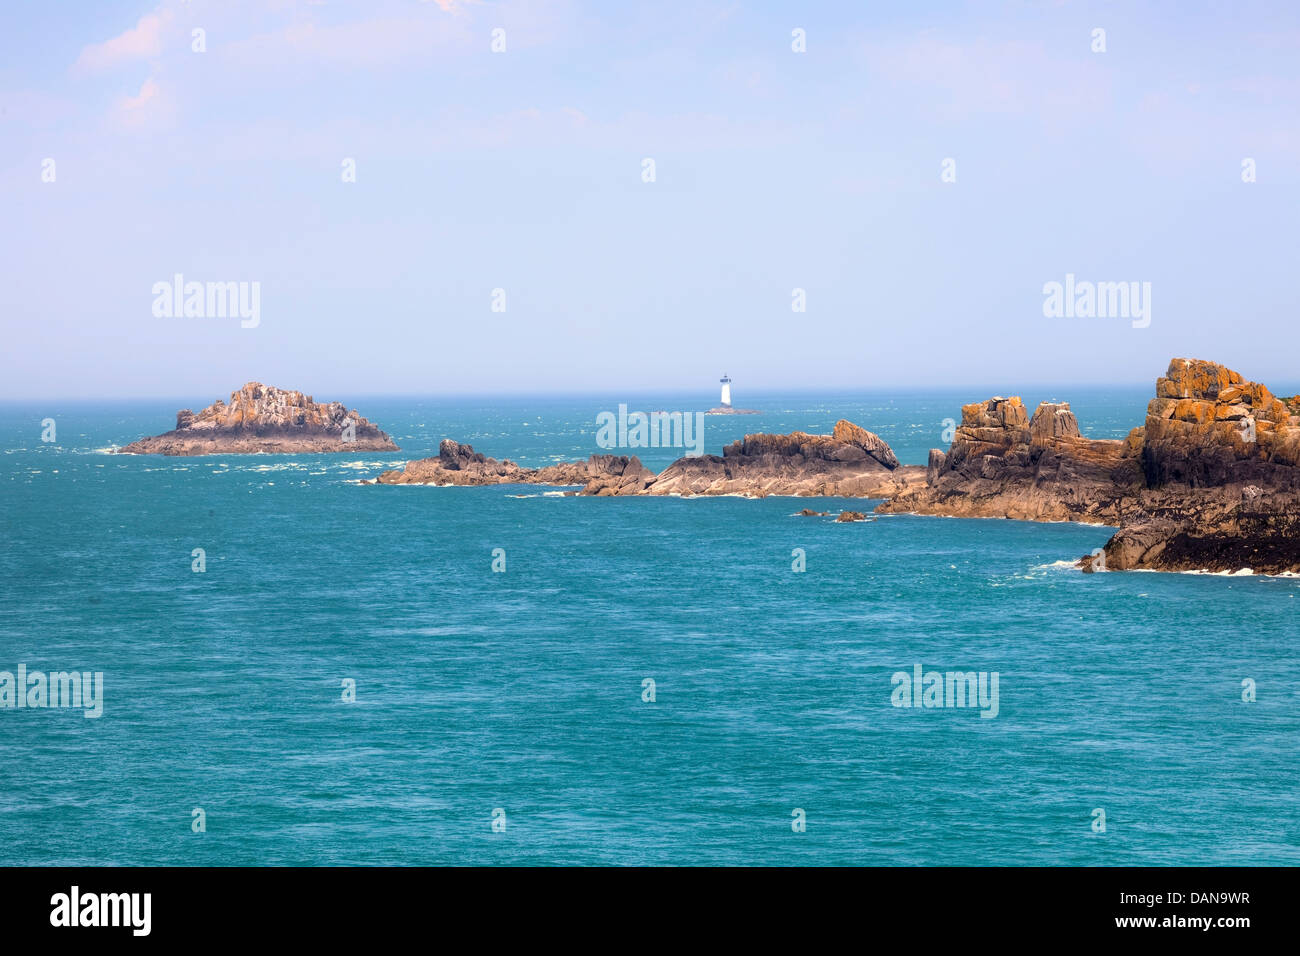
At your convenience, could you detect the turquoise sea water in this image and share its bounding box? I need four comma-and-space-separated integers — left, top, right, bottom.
1, 391, 1297, 865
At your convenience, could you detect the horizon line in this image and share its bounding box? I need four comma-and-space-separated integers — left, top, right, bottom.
13, 377, 1300, 403
0, 380, 1186, 405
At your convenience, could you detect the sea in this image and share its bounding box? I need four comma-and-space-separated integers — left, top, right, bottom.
1, 389, 1297, 865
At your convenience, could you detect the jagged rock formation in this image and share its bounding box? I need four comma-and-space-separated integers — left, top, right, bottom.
376, 439, 654, 494
1085, 359, 1300, 573
883, 396, 1140, 523
882, 358, 1300, 574
119, 383, 398, 455
375, 419, 926, 499
595, 419, 919, 497
1138, 359, 1300, 485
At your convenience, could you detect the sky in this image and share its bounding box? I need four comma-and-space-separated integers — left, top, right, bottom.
2, 0, 1299, 400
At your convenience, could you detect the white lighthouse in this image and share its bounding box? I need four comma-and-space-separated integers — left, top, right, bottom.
707, 374, 757, 415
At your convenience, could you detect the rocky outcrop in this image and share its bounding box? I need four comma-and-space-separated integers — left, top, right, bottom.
1082, 495, 1300, 575
879, 397, 1141, 523
1081, 359, 1300, 573
573, 419, 921, 497
883, 358, 1300, 574
119, 383, 398, 455
1139, 358, 1300, 486
374, 419, 926, 499
376, 439, 653, 493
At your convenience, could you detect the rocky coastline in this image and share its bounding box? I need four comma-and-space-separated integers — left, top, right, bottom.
372, 358, 1300, 575
879, 358, 1300, 574
376, 419, 926, 499
375, 439, 654, 493
118, 382, 398, 455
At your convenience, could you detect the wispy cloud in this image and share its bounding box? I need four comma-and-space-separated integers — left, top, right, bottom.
73, 10, 172, 73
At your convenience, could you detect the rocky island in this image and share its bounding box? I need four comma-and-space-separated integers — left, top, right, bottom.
118, 382, 399, 455
376, 439, 654, 493
606, 420, 923, 497
377, 419, 927, 498
879, 358, 1300, 574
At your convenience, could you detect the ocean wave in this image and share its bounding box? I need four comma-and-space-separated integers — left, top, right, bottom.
1029, 560, 1080, 571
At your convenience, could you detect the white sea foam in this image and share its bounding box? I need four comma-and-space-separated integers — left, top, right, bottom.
1122, 565, 1300, 580
1030, 559, 1080, 571
334, 460, 402, 470
379, 482, 472, 488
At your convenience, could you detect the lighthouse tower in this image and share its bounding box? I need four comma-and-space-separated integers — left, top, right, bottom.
719, 375, 732, 409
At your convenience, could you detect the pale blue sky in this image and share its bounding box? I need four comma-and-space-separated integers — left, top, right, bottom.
3, 0, 1299, 399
